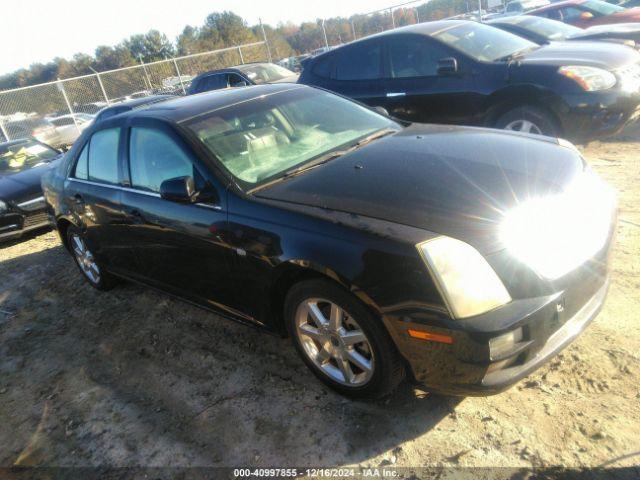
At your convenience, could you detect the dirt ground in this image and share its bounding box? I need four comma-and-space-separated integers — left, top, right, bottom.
0, 126, 639, 472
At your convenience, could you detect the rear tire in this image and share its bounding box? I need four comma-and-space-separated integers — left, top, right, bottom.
67, 226, 117, 291
495, 106, 560, 137
285, 279, 404, 399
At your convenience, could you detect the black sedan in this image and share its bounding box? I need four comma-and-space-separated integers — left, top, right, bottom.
298, 20, 640, 141
42, 84, 616, 398
1, 138, 62, 241
488, 15, 640, 48
187, 63, 298, 95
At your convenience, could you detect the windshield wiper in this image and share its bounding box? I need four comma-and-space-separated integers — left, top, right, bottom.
247, 128, 399, 194
351, 128, 398, 149
498, 46, 538, 63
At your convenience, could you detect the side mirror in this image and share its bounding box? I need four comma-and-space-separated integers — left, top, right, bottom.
372, 106, 390, 117
160, 176, 197, 203
230, 80, 249, 88
580, 11, 594, 20
437, 57, 459, 76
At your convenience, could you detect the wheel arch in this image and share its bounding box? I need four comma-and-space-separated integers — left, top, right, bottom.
56, 215, 78, 252
267, 260, 383, 336
482, 84, 566, 134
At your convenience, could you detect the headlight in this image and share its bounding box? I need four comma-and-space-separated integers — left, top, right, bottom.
0, 200, 6, 214
417, 236, 511, 319
558, 66, 616, 91
500, 170, 616, 280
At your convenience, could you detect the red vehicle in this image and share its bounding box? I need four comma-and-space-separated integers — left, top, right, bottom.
530, 0, 640, 28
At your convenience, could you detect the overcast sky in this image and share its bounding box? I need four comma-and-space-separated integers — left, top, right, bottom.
3, 0, 402, 75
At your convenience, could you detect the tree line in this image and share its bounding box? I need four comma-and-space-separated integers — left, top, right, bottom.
0, 0, 477, 92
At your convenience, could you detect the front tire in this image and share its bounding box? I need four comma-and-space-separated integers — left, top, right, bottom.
495, 105, 560, 137
67, 226, 117, 291
285, 279, 404, 398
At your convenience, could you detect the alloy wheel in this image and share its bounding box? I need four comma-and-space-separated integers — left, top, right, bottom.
504, 119, 543, 135
295, 298, 374, 386
71, 234, 101, 284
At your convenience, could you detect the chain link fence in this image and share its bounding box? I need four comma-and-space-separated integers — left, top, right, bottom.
0, 41, 268, 146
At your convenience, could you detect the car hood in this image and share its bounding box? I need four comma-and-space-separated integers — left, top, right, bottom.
519, 40, 640, 69
254, 125, 585, 254
0, 158, 60, 204
576, 22, 640, 42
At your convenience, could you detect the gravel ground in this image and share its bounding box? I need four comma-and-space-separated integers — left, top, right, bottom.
0, 126, 639, 471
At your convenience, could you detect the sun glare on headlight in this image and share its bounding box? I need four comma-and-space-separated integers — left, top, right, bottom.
500, 170, 616, 280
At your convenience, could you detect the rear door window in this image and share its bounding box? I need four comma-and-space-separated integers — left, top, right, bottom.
87, 128, 120, 184
334, 42, 382, 81
74, 143, 89, 179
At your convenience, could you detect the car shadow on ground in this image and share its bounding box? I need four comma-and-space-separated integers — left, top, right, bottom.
0, 243, 462, 467
0, 227, 53, 250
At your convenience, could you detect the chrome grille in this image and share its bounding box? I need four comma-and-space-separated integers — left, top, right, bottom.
23, 212, 49, 229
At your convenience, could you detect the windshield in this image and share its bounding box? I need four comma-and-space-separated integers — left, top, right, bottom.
432, 22, 537, 62
237, 64, 296, 84
583, 0, 624, 15
0, 139, 58, 175
186, 87, 399, 187
512, 16, 583, 40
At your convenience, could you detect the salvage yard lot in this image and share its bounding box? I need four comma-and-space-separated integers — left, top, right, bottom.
0, 127, 639, 469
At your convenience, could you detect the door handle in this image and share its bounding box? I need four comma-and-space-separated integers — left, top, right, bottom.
73, 193, 84, 205
386, 92, 406, 97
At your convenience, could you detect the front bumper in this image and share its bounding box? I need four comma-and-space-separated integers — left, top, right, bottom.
386, 222, 614, 396
558, 89, 640, 141
0, 204, 51, 242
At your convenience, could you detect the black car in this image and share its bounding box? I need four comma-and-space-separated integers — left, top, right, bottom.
93, 95, 174, 124
42, 84, 616, 398
298, 20, 640, 141
1, 138, 63, 241
187, 63, 298, 95
488, 15, 640, 48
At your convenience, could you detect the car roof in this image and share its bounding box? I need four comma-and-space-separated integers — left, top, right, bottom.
118, 83, 305, 124
530, 0, 585, 12
101, 94, 174, 111
488, 14, 537, 24
193, 63, 275, 79
310, 20, 476, 57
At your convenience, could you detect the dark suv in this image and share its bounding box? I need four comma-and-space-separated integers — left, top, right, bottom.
298, 20, 640, 141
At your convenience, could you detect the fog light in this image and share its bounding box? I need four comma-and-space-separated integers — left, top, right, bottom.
489, 328, 523, 359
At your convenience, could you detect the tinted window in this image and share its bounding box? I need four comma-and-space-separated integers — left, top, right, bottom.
506, 2, 523, 12
129, 127, 195, 193
198, 74, 227, 92
387, 36, 449, 78
558, 6, 587, 21
88, 128, 120, 184
74, 143, 89, 179
228, 73, 247, 87
334, 42, 381, 81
